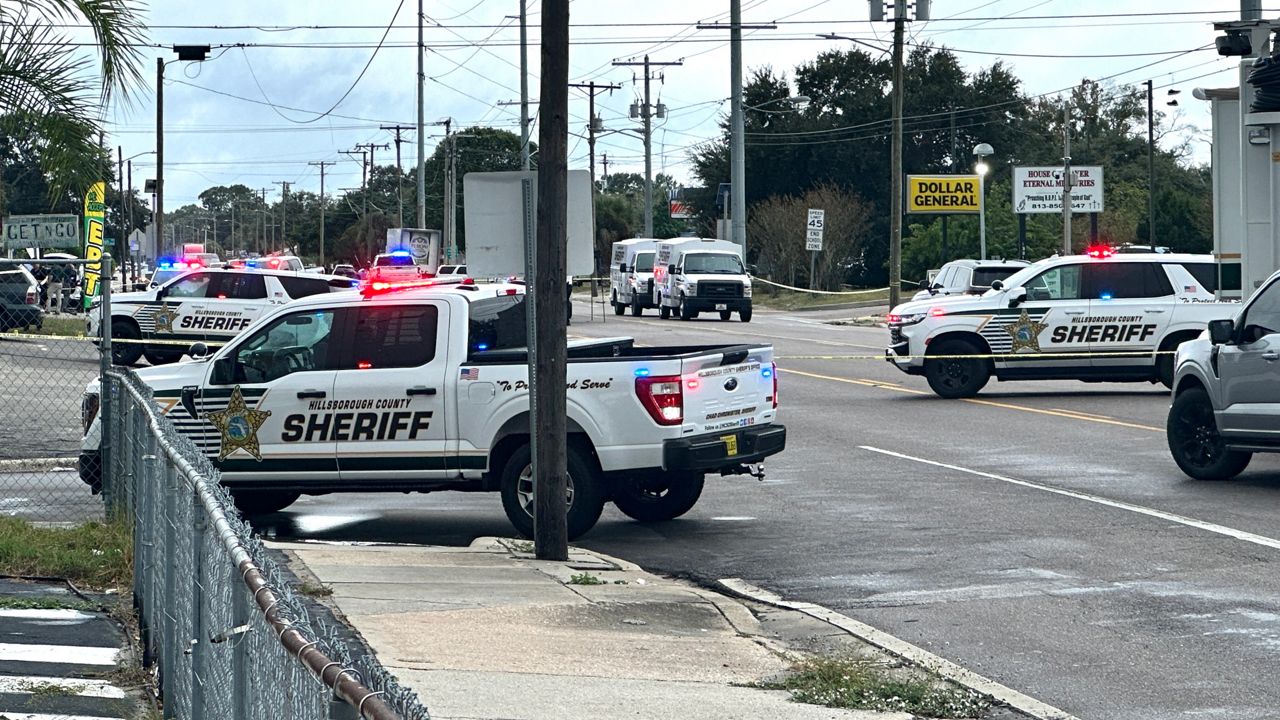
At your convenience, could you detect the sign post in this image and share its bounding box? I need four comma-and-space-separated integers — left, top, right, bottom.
806, 208, 825, 290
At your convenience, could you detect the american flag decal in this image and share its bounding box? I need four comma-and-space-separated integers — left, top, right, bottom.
460, 367, 479, 381
1185, 285, 1197, 293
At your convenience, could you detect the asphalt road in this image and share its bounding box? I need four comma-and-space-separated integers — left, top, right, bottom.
0, 335, 98, 460
230, 298, 1280, 719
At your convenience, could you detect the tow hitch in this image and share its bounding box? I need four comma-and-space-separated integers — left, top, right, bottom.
721, 463, 766, 481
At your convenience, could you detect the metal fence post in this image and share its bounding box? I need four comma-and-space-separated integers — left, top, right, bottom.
231, 562, 251, 720
191, 489, 207, 720
161, 461, 178, 707
139, 449, 157, 668
99, 255, 113, 503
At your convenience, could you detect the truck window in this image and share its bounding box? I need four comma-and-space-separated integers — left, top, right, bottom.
276, 275, 332, 299
1024, 264, 1082, 301
166, 272, 213, 298
972, 267, 1020, 289
1086, 263, 1173, 299
375, 254, 416, 267
468, 295, 526, 358
215, 272, 267, 300
230, 309, 339, 383
1243, 279, 1280, 340
633, 252, 655, 272
682, 253, 744, 275
351, 305, 439, 369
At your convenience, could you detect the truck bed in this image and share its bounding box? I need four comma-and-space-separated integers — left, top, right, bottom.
468, 337, 767, 366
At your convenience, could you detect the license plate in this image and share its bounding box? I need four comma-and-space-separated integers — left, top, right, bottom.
715, 303, 728, 311
721, 434, 738, 456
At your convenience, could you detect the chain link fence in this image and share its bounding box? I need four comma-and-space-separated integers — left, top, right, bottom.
104, 367, 431, 720
0, 257, 105, 523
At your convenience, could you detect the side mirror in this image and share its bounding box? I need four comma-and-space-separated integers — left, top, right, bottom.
991, 280, 1004, 291
210, 356, 234, 385
618, 262, 627, 273
746, 264, 758, 275
1008, 287, 1027, 308
188, 342, 210, 359
669, 264, 679, 274
1208, 318, 1235, 345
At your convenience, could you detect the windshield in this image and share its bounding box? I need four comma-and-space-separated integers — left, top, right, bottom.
376, 254, 416, 267
150, 269, 184, 286
634, 252, 655, 272
683, 253, 744, 275
972, 267, 1024, 289
984, 258, 1052, 294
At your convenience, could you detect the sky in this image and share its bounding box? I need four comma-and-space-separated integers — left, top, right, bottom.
95, 0, 1254, 213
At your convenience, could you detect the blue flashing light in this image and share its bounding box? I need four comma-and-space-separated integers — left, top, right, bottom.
390, 250, 412, 257
476, 343, 489, 350
762, 367, 773, 378
1100, 293, 1113, 301
634, 368, 651, 377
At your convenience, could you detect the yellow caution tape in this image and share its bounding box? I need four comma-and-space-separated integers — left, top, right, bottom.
780, 350, 1174, 361
0, 331, 225, 348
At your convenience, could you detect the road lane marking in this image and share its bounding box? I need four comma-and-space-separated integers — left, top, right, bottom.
718, 578, 1080, 720
0, 675, 126, 698
0, 643, 117, 665
860, 445, 1280, 553
0, 608, 95, 621
784, 368, 1162, 432
0, 713, 125, 720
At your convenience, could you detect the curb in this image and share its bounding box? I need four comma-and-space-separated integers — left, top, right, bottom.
717, 578, 1080, 720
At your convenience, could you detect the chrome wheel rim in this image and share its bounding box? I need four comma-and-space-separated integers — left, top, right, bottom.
516, 464, 575, 518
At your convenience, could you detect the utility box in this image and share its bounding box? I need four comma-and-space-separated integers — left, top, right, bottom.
1202, 87, 1245, 300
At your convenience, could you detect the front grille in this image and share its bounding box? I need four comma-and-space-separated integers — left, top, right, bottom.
695, 281, 743, 299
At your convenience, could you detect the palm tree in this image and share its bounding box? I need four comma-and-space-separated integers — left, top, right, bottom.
0, 0, 147, 208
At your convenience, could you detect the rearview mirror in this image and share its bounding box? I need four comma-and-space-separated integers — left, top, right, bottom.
285, 315, 314, 326
1208, 318, 1235, 345
1008, 286, 1027, 308
188, 342, 210, 359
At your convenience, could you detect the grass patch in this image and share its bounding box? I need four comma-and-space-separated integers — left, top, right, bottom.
754, 287, 888, 310
0, 595, 98, 611
567, 572, 605, 586
760, 655, 989, 718
0, 517, 132, 590
297, 581, 334, 598
10, 315, 88, 337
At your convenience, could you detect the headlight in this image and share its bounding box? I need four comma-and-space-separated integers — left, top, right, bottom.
888, 312, 928, 326
743, 283, 752, 298
680, 281, 696, 293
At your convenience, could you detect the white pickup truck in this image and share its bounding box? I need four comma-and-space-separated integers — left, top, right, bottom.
79, 282, 786, 538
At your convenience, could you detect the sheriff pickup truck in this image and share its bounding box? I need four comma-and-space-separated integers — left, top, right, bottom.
80, 280, 786, 538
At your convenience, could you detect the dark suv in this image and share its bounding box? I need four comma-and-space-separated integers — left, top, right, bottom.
0, 267, 43, 331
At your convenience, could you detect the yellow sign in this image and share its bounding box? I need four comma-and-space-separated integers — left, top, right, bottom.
906, 175, 980, 215
82, 182, 105, 309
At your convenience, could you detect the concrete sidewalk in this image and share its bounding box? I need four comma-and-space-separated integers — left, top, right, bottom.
276, 538, 912, 720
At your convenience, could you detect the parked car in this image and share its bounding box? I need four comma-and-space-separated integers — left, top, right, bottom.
913, 259, 1030, 302
0, 267, 43, 331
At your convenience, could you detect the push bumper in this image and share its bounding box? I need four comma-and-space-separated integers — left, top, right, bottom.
663, 424, 786, 472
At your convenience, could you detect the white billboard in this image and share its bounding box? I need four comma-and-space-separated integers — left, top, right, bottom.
1013, 166, 1104, 214
2, 214, 79, 250
462, 170, 594, 278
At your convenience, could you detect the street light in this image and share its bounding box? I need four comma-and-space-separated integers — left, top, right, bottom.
156, 45, 211, 256
744, 95, 810, 112
973, 143, 994, 260
122, 150, 155, 281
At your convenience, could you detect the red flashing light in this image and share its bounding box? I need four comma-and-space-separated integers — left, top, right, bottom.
887, 313, 901, 323
267, 259, 281, 268
1086, 245, 1114, 258
356, 361, 373, 369
929, 307, 946, 317
685, 378, 700, 391
635, 374, 684, 426
771, 362, 778, 409
216, 294, 227, 299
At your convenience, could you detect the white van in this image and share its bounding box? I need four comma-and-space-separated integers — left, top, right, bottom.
609, 238, 659, 316
653, 238, 753, 322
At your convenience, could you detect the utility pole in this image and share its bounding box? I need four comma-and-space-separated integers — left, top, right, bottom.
889, 10, 905, 307
273, 181, 291, 252
258, 187, 270, 254
156, 58, 165, 256
381, 124, 413, 227
534, 0, 569, 561
1146, 79, 1156, 244
126, 160, 134, 273
436, 119, 457, 259
117, 146, 125, 283
601, 153, 610, 184
944, 108, 957, 259
571, 81, 620, 284
309, 161, 335, 268
520, 0, 531, 171
613, 56, 682, 237
416, 0, 426, 228
343, 147, 372, 257
1062, 103, 1073, 254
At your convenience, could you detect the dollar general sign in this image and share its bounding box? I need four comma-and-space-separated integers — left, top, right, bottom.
906, 175, 980, 215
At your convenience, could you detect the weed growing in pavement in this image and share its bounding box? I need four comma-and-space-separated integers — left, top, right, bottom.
507, 540, 534, 554
760, 655, 990, 718
298, 581, 334, 598
0, 595, 98, 611
0, 517, 132, 589
18, 681, 78, 700
567, 572, 605, 585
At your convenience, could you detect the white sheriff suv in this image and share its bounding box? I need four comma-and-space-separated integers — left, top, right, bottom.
79, 281, 786, 539
91, 268, 358, 367
1167, 269, 1280, 481
886, 250, 1238, 398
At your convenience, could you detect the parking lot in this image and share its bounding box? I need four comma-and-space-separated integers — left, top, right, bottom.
230, 298, 1280, 720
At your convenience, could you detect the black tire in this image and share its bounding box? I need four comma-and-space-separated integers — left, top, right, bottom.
500, 443, 606, 540
1156, 333, 1196, 388
659, 304, 671, 319
631, 294, 643, 316
143, 348, 183, 365
612, 291, 624, 316
613, 471, 705, 522
924, 339, 991, 398
739, 306, 753, 323
719, 310, 732, 321
110, 319, 144, 366
1167, 387, 1252, 481
230, 489, 300, 515
679, 296, 697, 320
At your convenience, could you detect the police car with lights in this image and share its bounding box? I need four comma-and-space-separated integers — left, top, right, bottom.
78, 277, 786, 539
90, 267, 358, 366
885, 248, 1238, 398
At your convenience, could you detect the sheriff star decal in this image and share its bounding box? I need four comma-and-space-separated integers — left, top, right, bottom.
1004, 310, 1048, 353
202, 386, 271, 461
153, 304, 179, 334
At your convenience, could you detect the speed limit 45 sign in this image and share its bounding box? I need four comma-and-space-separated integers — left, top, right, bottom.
806, 208, 824, 251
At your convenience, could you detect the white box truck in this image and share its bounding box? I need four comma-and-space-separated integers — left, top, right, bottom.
653, 238, 753, 322
609, 238, 659, 316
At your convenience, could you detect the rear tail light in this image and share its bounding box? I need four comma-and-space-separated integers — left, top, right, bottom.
26, 288, 37, 305
635, 375, 684, 426
82, 393, 100, 432
770, 362, 778, 408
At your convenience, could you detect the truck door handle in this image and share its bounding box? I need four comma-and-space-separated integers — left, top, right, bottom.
406, 386, 438, 396
1064, 311, 1085, 316
1144, 309, 1166, 314
1263, 352, 1279, 362
296, 390, 327, 399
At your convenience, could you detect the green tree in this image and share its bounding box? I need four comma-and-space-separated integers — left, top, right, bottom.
0, 1, 146, 207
